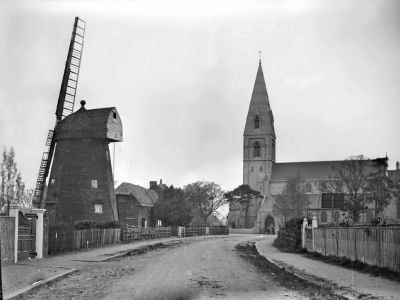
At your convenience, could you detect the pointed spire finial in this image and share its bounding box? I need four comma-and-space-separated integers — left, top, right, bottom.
259, 51, 262, 64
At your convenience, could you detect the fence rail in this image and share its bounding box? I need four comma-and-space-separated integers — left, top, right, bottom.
311, 227, 400, 272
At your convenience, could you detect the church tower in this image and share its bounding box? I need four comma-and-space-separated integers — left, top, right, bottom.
243, 59, 275, 195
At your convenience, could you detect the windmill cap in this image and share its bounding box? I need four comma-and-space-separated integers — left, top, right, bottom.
80, 100, 86, 108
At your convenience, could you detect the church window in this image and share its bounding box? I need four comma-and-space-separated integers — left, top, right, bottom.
306, 183, 312, 193
253, 142, 261, 157
260, 166, 263, 172
272, 139, 276, 161
321, 211, 327, 223
321, 211, 328, 223
251, 167, 254, 172
254, 115, 260, 128
333, 211, 340, 222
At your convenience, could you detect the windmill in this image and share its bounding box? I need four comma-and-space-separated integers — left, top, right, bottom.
33, 17, 86, 209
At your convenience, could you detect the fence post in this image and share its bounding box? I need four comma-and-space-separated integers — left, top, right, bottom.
312, 216, 318, 252
177, 226, 182, 238
301, 218, 308, 249
205, 227, 209, 235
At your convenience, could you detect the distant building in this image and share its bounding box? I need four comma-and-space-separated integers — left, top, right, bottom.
228, 59, 400, 232
115, 182, 158, 227
45, 101, 122, 225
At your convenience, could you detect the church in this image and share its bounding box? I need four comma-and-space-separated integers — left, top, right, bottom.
227, 60, 400, 233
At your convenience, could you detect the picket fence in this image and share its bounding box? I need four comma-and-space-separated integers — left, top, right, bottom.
310, 226, 400, 272
49, 227, 121, 254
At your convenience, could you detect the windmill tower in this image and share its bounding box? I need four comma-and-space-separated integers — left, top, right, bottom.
33, 17, 122, 225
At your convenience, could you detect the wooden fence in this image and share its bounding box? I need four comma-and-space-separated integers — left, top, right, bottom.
121, 226, 171, 242
0, 216, 15, 263
49, 227, 121, 254
209, 226, 229, 235
312, 227, 400, 272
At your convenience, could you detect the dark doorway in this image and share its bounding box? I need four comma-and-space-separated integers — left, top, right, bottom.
264, 216, 275, 234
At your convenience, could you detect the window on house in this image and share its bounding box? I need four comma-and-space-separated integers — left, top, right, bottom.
260, 166, 263, 172
91, 179, 98, 188
306, 183, 312, 193
321, 211, 327, 223
253, 142, 261, 157
50, 178, 55, 185
254, 115, 260, 128
94, 204, 103, 214
251, 167, 254, 172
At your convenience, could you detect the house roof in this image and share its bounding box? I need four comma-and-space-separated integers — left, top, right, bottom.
115, 182, 158, 207
271, 161, 344, 181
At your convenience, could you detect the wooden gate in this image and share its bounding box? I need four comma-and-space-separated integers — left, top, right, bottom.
17, 211, 36, 260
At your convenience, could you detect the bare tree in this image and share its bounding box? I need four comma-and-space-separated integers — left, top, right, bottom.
184, 181, 226, 225
365, 159, 400, 218
225, 184, 262, 228
321, 155, 372, 223
272, 175, 309, 220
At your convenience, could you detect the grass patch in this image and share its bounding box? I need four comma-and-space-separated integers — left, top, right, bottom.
235, 241, 351, 300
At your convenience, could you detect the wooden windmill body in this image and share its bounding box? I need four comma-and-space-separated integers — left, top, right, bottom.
45, 102, 122, 224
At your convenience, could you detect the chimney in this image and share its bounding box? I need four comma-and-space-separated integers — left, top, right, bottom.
149, 181, 157, 189
160, 179, 163, 185
397, 161, 399, 170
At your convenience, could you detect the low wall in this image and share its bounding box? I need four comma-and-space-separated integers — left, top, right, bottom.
0, 216, 15, 263
121, 226, 171, 242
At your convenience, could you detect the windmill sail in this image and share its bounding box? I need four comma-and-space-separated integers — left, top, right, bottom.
33, 17, 86, 208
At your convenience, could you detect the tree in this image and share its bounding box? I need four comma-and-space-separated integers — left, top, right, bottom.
272, 175, 309, 220
224, 184, 263, 228
0, 147, 31, 215
184, 181, 226, 225
321, 155, 373, 223
365, 159, 400, 218
153, 186, 192, 226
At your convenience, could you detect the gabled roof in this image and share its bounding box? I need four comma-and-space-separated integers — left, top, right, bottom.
271, 161, 344, 181
115, 182, 158, 207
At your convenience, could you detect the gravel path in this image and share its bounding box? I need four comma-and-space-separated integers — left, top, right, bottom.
24, 235, 305, 300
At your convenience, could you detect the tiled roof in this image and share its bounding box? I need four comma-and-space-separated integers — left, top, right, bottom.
115, 182, 158, 206
271, 161, 344, 181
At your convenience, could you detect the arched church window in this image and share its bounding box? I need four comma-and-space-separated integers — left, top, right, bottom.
306, 183, 312, 193
253, 142, 261, 157
321, 211, 327, 223
333, 211, 340, 222
254, 115, 260, 128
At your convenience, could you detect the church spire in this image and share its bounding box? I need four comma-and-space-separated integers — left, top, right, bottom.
244, 59, 275, 137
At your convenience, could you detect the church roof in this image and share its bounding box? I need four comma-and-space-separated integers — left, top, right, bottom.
271, 161, 344, 181
115, 182, 158, 207
244, 61, 275, 137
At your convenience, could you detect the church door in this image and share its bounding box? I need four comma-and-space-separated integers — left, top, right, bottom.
264, 216, 275, 234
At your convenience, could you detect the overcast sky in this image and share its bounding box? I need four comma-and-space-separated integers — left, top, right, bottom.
1, 0, 399, 200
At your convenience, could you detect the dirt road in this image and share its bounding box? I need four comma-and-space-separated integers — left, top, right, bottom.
26, 235, 305, 300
